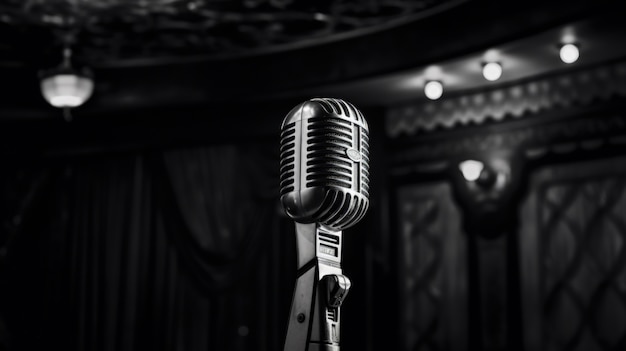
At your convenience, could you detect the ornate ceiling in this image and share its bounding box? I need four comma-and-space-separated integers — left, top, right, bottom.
0, 0, 620, 120
0, 0, 460, 67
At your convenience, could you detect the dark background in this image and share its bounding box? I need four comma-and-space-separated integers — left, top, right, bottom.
1, 0, 626, 350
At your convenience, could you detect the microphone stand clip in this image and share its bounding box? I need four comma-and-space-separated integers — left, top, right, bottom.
283, 222, 351, 351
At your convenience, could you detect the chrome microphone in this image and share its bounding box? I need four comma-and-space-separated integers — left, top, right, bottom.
280, 97, 370, 230
280, 98, 370, 351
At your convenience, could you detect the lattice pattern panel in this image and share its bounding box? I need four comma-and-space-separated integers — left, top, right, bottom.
538, 177, 626, 351
398, 183, 467, 351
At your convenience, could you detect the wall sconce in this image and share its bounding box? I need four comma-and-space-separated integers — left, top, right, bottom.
459, 160, 484, 181
40, 47, 94, 121
451, 152, 525, 238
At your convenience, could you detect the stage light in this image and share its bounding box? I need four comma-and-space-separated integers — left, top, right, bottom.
459, 160, 485, 182
559, 43, 579, 64
424, 80, 443, 100
482, 61, 502, 81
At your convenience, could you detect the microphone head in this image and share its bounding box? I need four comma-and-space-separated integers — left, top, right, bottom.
279, 98, 370, 230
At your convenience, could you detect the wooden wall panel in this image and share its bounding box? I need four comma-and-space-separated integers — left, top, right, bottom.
396, 182, 468, 351
520, 156, 626, 351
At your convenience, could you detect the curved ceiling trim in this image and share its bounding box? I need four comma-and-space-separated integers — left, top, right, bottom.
0, 0, 467, 67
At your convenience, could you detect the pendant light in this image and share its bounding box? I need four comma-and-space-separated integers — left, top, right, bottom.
40, 46, 94, 121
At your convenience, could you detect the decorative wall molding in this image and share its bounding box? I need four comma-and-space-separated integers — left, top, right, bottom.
396, 182, 468, 351
519, 155, 626, 351
386, 60, 626, 137
391, 113, 626, 166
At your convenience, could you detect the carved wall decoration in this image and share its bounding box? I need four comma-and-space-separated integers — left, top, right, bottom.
390, 111, 626, 171
519, 156, 626, 351
387, 55, 626, 351
397, 182, 468, 351
386, 60, 626, 137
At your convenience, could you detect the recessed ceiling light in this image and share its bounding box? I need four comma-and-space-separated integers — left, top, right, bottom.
424, 80, 443, 100
482, 61, 502, 81
559, 43, 580, 64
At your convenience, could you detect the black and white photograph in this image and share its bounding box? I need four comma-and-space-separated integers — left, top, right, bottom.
0, 0, 626, 350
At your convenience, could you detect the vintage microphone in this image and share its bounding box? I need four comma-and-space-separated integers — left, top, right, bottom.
280, 98, 370, 351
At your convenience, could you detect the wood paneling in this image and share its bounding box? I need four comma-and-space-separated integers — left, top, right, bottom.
520, 155, 626, 351
396, 182, 468, 351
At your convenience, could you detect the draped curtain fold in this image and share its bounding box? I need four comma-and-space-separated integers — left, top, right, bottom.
159, 145, 277, 291
0, 142, 287, 351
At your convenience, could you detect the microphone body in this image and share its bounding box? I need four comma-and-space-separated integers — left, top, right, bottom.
280, 98, 369, 351
280, 98, 369, 230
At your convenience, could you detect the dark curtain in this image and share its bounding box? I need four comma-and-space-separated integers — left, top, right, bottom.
0, 143, 293, 351
160, 146, 277, 292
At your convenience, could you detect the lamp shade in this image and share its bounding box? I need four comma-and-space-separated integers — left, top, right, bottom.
40, 72, 94, 108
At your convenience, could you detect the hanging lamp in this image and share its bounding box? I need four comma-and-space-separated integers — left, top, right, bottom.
40, 46, 94, 121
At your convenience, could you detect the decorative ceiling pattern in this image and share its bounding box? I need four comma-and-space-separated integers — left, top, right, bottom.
386, 60, 626, 137
0, 0, 460, 67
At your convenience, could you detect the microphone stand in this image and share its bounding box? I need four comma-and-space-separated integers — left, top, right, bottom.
284, 222, 351, 351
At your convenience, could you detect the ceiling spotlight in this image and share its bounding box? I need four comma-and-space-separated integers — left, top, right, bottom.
559, 43, 579, 64
482, 61, 502, 81
424, 80, 443, 100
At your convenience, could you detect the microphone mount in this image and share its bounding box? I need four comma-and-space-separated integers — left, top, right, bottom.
284, 222, 351, 351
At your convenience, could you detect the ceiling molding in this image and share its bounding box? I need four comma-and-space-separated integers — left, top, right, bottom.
386, 60, 626, 137
0, 0, 466, 66
0, 0, 619, 115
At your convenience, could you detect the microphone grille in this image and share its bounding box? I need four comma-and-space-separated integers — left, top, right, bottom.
279, 121, 297, 195
280, 98, 370, 230
304, 98, 369, 198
